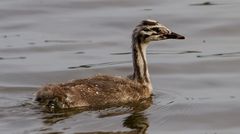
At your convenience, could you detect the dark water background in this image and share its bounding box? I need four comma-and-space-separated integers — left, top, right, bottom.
1, 0, 240, 133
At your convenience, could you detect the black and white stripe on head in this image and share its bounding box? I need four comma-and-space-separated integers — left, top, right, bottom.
141, 19, 171, 34
133, 19, 184, 43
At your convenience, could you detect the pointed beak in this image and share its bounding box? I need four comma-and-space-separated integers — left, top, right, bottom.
166, 32, 185, 39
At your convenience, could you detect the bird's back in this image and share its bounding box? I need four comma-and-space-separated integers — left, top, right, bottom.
35, 75, 151, 109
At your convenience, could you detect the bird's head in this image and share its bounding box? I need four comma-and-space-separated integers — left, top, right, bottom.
132, 19, 185, 44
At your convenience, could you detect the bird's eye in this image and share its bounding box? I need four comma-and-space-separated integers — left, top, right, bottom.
143, 28, 151, 32
151, 27, 160, 33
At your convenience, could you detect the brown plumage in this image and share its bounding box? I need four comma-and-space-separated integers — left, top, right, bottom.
35, 19, 185, 109
36, 75, 150, 108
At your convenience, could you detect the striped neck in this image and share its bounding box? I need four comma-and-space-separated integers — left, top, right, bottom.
132, 40, 152, 91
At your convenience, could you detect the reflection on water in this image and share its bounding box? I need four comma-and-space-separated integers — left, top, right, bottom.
123, 112, 149, 134
41, 97, 152, 121
39, 97, 152, 134
41, 108, 85, 125
42, 113, 149, 134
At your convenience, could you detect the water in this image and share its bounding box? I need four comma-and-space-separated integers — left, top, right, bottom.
1, 0, 240, 133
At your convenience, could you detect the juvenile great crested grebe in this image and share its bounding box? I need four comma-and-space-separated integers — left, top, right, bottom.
35, 19, 185, 109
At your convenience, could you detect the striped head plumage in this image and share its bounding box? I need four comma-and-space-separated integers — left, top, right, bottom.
132, 19, 185, 44
131, 19, 185, 90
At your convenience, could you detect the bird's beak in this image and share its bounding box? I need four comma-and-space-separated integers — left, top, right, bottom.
165, 32, 185, 39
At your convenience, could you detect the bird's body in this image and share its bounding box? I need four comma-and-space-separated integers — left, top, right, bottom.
36, 75, 150, 108
35, 19, 185, 109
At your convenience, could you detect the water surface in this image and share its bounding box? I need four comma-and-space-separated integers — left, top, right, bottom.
1, 0, 240, 133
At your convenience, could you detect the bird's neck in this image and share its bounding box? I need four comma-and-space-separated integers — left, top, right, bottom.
131, 40, 152, 91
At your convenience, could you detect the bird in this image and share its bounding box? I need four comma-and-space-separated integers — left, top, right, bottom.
35, 19, 185, 109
